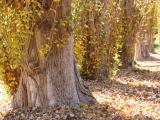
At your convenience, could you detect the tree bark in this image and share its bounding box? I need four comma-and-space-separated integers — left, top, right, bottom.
81, 6, 100, 80
96, 0, 108, 80
12, 0, 95, 108
121, 0, 136, 68
135, 4, 155, 61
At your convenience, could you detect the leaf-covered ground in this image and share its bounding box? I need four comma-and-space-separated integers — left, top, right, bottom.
1, 59, 160, 120
90, 68, 160, 120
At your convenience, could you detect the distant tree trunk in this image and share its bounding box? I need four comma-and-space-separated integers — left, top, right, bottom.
135, 24, 154, 60
81, 3, 102, 80
96, 0, 108, 80
81, 10, 96, 79
12, 0, 95, 108
135, 37, 149, 61
146, 16, 154, 54
121, 0, 136, 68
138, 34, 152, 60
135, 39, 143, 61
135, 5, 155, 61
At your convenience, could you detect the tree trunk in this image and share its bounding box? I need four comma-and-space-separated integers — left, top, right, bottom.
135, 5, 155, 61
81, 7, 100, 80
12, 0, 95, 108
121, 0, 136, 68
96, 0, 108, 80
135, 26, 154, 61
135, 38, 149, 61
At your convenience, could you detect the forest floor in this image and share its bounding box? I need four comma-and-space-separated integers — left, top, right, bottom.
1, 55, 160, 120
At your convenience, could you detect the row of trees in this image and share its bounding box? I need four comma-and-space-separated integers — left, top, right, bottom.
74, 0, 158, 79
0, 0, 158, 108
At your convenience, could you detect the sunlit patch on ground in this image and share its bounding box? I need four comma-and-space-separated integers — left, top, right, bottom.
0, 81, 11, 116
0, 82, 10, 104
136, 60, 160, 72
116, 77, 160, 89
135, 53, 160, 71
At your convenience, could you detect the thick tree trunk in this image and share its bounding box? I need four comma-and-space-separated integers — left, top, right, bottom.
12, 0, 95, 108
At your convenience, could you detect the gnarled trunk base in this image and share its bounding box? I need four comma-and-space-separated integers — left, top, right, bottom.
12, 41, 96, 108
